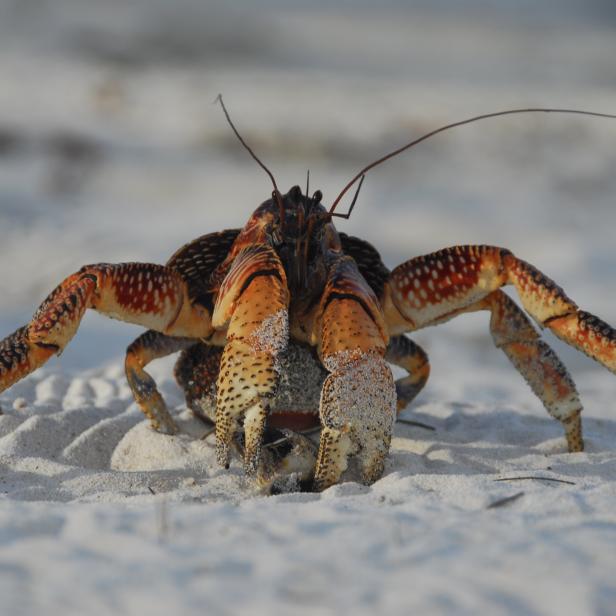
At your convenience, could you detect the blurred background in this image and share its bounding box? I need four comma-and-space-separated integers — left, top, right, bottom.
0, 0, 615, 384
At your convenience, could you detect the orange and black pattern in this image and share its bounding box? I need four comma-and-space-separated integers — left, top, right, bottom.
386, 244, 616, 452
385, 335, 431, 412
0, 261, 211, 401
1, 203, 616, 491
0, 326, 56, 393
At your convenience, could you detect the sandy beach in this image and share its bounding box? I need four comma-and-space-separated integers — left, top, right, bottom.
1, 2, 616, 613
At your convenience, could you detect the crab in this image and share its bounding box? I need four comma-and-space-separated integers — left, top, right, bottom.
1, 103, 616, 492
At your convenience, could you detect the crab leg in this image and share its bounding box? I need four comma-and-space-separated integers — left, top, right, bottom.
125, 331, 196, 434
385, 245, 616, 450
211, 245, 290, 476
0, 326, 57, 392
459, 290, 582, 450
385, 335, 431, 412
0, 263, 212, 396
313, 255, 396, 491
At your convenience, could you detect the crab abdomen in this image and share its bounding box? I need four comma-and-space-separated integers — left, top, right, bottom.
174, 341, 327, 431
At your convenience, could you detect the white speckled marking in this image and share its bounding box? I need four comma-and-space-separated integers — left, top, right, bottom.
246, 309, 289, 360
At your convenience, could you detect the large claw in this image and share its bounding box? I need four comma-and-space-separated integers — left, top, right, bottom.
313, 350, 396, 491
211, 242, 290, 475
215, 339, 283, 474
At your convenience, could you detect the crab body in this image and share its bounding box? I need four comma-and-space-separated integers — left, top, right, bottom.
2, 180, 616, 490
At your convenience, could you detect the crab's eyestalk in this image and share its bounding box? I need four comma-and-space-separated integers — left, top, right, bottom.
273, 189, 285, 230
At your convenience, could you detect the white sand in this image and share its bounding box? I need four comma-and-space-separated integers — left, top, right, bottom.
1, 2, 616, 614
2, 343, 616, 615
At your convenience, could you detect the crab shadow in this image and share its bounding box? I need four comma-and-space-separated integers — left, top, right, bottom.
0, 465, 212, 503
4, 396, 616, 501
389, 406, 616, 482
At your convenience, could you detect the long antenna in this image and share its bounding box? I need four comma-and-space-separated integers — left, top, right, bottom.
329, 107, 616, 215
331, 174, 365, 219
215, 94, 285, 220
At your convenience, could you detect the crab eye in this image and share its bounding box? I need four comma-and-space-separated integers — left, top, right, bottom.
271, 226, 283, 245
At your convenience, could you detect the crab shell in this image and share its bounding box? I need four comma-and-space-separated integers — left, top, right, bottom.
174, 339, 327, 490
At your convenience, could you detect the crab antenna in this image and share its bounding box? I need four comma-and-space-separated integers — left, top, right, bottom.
306, 169, 310, 199
329, 107, 616, 215
215, 94, 285, 220
331, 174, 365, 220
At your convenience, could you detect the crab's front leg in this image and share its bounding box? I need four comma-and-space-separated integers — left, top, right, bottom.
313, 255, 396, 491
212, 245, 290, 476
0, 263, 212, 426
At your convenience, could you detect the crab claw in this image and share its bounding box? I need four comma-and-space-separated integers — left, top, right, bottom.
313, 350, 396, 491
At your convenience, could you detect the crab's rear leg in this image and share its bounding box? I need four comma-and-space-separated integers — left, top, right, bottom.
212, 245, 290, 476
125, 331, 196, 433
465, 290, 583, 450
385, 245, 616, 451
0, 263, 212, 397
386, 335, 431, 413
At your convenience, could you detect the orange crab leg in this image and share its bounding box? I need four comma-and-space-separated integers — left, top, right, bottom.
0, 262, 212, 397
384, 245, 508, 332
125, 330, 196, 434
466, 290, 582, 450
385, 335, 431, 413
0, 326, 57, 392
385, 245, 616, 451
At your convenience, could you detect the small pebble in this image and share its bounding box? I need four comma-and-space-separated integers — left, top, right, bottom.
13, 398, 28, 411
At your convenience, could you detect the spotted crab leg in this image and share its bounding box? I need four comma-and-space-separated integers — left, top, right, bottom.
384, 245, 616, 451
313, 255, 396, 491
385, 335, 431, 413
0, 263, 212, 399
211, 244, 290, 476
125, 331, 196, 434
475, 290, 582, 450
0, 326, 57, 393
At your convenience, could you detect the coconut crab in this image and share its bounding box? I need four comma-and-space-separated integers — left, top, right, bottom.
1, 103, 616, 491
